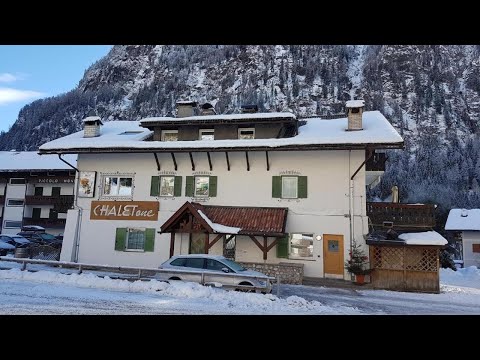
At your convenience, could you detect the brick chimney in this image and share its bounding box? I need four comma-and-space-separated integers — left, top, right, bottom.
176, 100, 198, 118
83, 116, 103, 138
345, 99, 365, 131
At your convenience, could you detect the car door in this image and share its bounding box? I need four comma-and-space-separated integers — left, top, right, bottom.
182, 257, 205, 283
204, 259, 234, 287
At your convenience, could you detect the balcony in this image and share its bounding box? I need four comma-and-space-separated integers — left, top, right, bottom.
23, 218, 66, 228
366, 202, 436, 229
366, 152, 387, 172
25, 195, 74, 206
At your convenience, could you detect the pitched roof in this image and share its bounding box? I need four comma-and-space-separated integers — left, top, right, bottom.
39, 111, 404, 154
0, 151, 77, 171
160, 201, 288, 236
445, 209, 480, 231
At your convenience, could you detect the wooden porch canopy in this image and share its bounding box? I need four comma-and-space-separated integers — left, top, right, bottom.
159, 201, 288, 260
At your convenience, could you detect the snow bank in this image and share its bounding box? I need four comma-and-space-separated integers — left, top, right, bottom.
0, 268, 360, 314
198, 210, 241, 234
398, 231, 447, 245
440, 266, 480, 289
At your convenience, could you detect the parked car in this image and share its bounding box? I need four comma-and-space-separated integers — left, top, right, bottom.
0, 234, 32, 248
16, 231, 62, 248
158, 254, 273, 293
0, 240, 15, 256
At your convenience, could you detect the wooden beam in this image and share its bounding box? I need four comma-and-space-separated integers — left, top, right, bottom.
249, 235, 264, 252
207, 152, 213, 171
225, 152, 230, 171
153, 153, 160, 171
265, 151, 270, 171
170, 232, 175, 258
245, 151, 250, 171
170, 152, 177, 171
189, 152, 195, 171
263, 236, 268, 260
207, 234, 223, 250
204, 233, 209, 254
266, 238, 278, 252
225, 234, 235, 242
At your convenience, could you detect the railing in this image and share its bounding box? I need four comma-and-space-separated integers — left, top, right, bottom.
25, 195, 74, 205
366, 202, 436, 229
0, 257, 280, 295
366, 152, 387, 172
23, 218, 66, 228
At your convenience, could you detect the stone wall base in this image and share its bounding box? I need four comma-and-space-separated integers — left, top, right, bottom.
239, 261, 304, 285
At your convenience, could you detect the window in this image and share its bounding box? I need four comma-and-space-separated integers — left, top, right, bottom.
170, 258, 187, 266
49, 209, 58, 220
7, 199, 24, 206
150, 176, 182, 197
185, 176, 217, 198
289, 233, 314, 259
473, 244, 480, 253
4, 221, 22, 228
9, 178, 25, 185
238, 128, 255, 139
206, 259, 227, 271
52, 187, 61, 196
103, 175, 133, 197
114, 228, 155, 252
185, 258, 205, 269
161, 130, 178, 141
34, 187, 43, 196
272, 176, 307, 199
199, 129, 214, 140
32, 208, 41, 219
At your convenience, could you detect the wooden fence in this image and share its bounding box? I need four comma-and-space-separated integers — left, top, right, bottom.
369, 245, 440, 293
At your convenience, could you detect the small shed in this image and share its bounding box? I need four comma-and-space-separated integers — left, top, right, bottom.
367, 231, 447, 293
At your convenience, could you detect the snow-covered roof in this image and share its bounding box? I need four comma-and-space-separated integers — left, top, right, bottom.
0, 151, 77, 171
39, 111, 403, 153
82, 116, 102, 123
398, 231, 448, 246
198, 210, 241, 234
445, 209, 480, 231
346, 100, 365, 108
140, 112, 296, 124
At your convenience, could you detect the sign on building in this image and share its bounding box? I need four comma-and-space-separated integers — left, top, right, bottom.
90, 201, 159, 221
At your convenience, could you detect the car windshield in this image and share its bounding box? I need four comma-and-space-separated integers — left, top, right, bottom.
39, 233, 56, 241
220, 258, 247, 272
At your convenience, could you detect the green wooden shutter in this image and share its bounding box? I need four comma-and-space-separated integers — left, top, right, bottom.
272, 176, 282, 198
298, 176, 308, 198
276, 235, 289, 258
186, 176, 194, 197
209, 176, 217, 197
115, 228, 127, 251
150, 176, 159, 196
174, 176, 182, 197
144, 228, 155, 252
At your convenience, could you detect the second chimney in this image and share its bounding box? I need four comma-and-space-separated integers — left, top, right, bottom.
345, 99, 365, 131
83, 116, 103, 138
176, 101, 198, 118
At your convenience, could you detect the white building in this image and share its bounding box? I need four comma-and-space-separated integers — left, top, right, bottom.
38, 101, 403, 281
445, 209, 480, 267
0, 151, 77, 235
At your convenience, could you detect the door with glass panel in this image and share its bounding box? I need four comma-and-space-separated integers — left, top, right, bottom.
323, 234, 344, 275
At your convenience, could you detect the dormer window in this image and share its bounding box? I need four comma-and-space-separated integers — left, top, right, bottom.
161, 130, 178, 142
199, 129, 214, 141
238, 128, 255, 139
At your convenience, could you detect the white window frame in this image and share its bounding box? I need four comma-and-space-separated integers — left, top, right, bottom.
100, 173, 135, 200
161, 130, 179, 141
7, 199, 24, 207
199, 129, 215, 141
238, 128, 255, 139
194, 176, 210, 197
9, 178, 25, 185
3, 220, 22, 229
289, 233, 314, 260
160, 176, 175, 197
282, 176, 298, 199
125, 227, 146, 252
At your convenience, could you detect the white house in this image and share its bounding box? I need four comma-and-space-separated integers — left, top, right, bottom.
445, 209, 480, 267
0, 151, 76, 235
38, 101, 403, 282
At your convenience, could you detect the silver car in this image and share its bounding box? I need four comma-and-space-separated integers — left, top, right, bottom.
158, 254, 273, 294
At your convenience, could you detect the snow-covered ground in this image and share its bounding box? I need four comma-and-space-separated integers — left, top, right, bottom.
0, 261, 478, 315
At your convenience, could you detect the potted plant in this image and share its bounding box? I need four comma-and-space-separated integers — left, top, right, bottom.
345, 239, 371, 285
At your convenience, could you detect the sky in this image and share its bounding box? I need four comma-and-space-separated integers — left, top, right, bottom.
0, 45, 112, 132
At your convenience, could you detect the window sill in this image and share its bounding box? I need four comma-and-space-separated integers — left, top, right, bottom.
288, 256, 316, 261
124, 249, 145, 252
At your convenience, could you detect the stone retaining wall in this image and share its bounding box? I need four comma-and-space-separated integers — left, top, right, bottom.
239, 261, 304, 285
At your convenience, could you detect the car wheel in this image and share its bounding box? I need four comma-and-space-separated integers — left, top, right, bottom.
235, 282, 255, 293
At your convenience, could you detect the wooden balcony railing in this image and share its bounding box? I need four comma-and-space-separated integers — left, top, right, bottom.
366, 202, 436, 229
366, 152, 388, 172
25, 195, 74, 206
23, 218, 66, 228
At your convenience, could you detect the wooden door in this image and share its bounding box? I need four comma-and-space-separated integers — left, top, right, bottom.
323, 234, 344, 275
190, 233, 205, 254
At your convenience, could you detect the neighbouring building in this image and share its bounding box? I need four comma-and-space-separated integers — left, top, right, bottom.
0, 151, 77, 235
445, 208, 480, 267
38, 100, 403, 283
